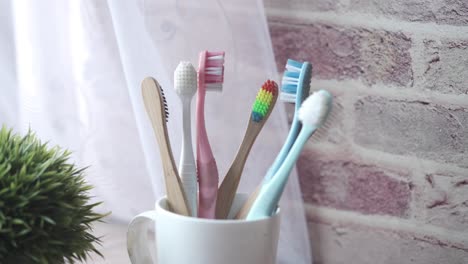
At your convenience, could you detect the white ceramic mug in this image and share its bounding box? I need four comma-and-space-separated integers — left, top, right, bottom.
127, 193, 280, 264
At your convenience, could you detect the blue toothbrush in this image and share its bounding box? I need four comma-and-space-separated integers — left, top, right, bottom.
235, 59, 311, 219
246, 90, 333, 220
269, 59, 312, 179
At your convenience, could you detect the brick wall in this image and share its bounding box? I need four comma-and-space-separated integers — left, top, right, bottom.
263, 0, 468, 263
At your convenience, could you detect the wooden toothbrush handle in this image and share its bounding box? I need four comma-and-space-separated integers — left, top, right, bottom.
217, 80, 279, 219
216, 121, 263, 219
142, 77, 190, 216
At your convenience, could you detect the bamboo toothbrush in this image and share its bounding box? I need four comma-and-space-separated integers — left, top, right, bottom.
236, 59, 311, 219
246, 90, 332, 220
142, 77, 190, 216
197, 51, 225, 218
216, 80, 278, 219
174, 62, 198, 217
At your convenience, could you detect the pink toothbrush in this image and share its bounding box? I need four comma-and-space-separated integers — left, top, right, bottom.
196, 51, 225, 218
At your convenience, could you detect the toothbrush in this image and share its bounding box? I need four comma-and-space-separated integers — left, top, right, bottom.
141, 77, 190, 216
174, 62, 198, 217
246, 90, 332, 220
196, 51, 225, 218
216, 80, 278, 219
236, 59, 312, 219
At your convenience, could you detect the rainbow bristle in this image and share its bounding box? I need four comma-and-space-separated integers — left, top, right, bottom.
252, 80, 278, 122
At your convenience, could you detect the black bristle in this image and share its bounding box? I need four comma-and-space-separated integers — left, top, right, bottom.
159, 86, 169, 121
302, 63, 312, 101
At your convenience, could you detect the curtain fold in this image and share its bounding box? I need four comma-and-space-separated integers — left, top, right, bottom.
0, 0, 18, 128
1, 0, 312, 262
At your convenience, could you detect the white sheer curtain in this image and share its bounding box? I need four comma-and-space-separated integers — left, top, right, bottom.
0, 0, 311, 263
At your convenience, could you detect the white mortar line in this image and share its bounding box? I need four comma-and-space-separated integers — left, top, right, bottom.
305, 204, 468, 250
266, 8, 468, 40
308, 141, 468, 179
308, 79, 468, 108
409, 37, 428, 92
352, 144, 468, 176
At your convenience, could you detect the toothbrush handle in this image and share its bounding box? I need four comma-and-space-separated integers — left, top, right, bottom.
179, 165, 197, 217
197, 159, 219, 218
196, 86, 219, 219
267, 116, 300, 180
179, 100, 197, 217
235, 117, 300, 219
247, 127, 313, 220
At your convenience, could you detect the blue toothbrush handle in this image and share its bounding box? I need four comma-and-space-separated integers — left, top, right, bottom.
265, 116, 301, 182
247, 126, 315, 220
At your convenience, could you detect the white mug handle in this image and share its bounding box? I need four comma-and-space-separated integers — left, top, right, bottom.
127, 211, 158, 264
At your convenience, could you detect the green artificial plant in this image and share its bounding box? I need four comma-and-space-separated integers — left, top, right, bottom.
0, 126, 107, 263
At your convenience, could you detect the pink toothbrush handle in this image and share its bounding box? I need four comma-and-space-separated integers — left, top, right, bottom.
196, 77, 219, 219
197, 159, 219, 218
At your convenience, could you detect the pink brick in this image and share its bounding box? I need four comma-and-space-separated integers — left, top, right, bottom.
421, 39, 468, 95
307, 221, 468, 264
354, 96, 468, 167
268, 20, 413, 86
349, 0, 468, 26
297, 149, 411, 217
412, 172, 468, 232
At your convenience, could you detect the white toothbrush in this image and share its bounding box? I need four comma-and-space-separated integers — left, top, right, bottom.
174, 62, 198, 217
246, 90, 333, 220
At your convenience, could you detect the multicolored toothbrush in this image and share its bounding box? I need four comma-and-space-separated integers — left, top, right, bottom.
196, 51, 225, 218
174, 62, 198, 217
246, 90, 333, 220
216, 80, 278, 219
141, 77, 190, 216
236, 59, 312, 219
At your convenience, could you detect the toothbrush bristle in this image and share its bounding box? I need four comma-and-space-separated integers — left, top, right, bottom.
174, 61, 197, 95
202, 51, 225, 91
159, 86, 169, 121
251, 80, 278, 122
298, 90, 333, 128
300, 63, 312, 103
280, 59, 312, 104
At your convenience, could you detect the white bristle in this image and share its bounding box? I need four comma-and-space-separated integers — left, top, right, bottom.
202, 52, 224, 92
310, 100, 342, 142
282, 77, 299, 85
207, 55, 224, 60
174, 61, 197, 95
205, 67, 223, 75
285, 64, 301, 72
280, 93, 297, 103
298, 90, 333, 128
